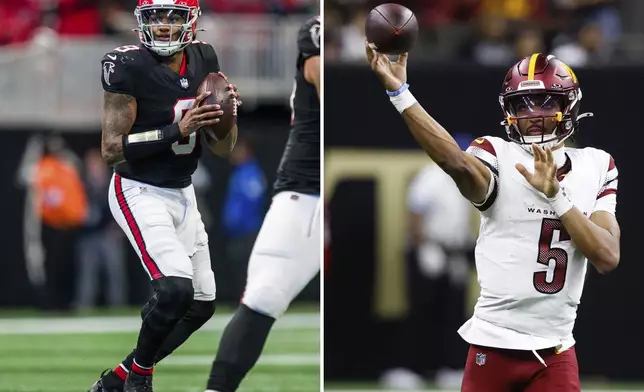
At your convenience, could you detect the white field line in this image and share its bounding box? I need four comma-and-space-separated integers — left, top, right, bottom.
162, 354, 319, 366
0, 313, 319, 335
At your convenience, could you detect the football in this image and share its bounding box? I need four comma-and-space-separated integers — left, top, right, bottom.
197, 72, 237, 141
365, 3, 419, 55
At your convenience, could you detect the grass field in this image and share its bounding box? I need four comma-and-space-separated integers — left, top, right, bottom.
0, 310, 320, 392
3, 308, 643, 392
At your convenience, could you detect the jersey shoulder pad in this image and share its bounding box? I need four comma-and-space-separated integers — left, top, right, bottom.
101, 45, 145, 96
297, 16, 320, 59
465, 136, 502, 175
572, 146, 615, 177
572, 147, 618, 204
191, 40, 220, 73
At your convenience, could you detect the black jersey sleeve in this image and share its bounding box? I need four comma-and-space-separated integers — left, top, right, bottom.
194, 41, 221, 73
297, 16, 320, 61
101, 51, 137, 96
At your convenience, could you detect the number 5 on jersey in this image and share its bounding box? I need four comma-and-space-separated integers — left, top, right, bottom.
534, 218, 571, 294
172, 98, 197, 155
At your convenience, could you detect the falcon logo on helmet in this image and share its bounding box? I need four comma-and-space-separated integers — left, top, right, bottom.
499, 53, 593, 151
134, 0, 202, 57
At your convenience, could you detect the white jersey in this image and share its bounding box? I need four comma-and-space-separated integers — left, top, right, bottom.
458, 136, 618, 352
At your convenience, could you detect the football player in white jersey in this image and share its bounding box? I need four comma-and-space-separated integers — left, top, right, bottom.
366, 46, 620, 392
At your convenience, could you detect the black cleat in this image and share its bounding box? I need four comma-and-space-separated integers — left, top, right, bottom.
124, 372, 153, 392
88, 369, 124, 392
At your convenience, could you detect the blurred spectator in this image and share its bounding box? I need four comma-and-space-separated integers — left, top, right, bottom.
31, 135, 87, 310
74, 149, 126, 312
0, 0, 41, 46
52, 0, 101, 37
423, 0, 479, 27
339, 10, 368, 62
552, 0, 621, 43
101, 0, 138, 37
1, 0, 313, 47
222, 136, 267, 297
479, 0, 548, 21
382, 134, 476, 390
205, 0, 315, 14
325, 0, 629, 65
467, 13, 514, 65
552, 21, 606, 66
514, 27, 546, 59
324, 7, 343, 62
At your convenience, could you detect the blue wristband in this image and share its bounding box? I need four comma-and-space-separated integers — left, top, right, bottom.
386, 83, 409, 97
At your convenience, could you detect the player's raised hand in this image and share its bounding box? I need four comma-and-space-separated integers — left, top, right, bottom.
515, 143, 561, 198
365, 40, 408, 92
178, 91, 223, 137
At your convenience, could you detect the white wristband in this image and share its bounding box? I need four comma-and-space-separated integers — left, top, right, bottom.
390, 89, 417, 113
547, 187, 574, 217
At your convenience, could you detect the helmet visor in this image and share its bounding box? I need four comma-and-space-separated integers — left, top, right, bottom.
507, 94, 564, 119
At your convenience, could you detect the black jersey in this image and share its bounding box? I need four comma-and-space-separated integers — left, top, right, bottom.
100, 42, 220, 188
273, 16, 321, 196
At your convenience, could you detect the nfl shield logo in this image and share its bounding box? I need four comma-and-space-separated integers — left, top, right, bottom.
475, 353, 486, 366
180, 78, 189, 90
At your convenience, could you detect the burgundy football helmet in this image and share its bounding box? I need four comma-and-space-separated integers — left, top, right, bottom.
134, 0, 201, 57
499, 53, 593, 147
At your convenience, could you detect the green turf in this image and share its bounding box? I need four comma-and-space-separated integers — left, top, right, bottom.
0, 303, 320, 319
0, 314, 320, 392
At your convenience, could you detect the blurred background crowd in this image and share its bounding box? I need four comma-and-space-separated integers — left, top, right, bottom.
325, 0, 643, 67
1, 0, 318, 47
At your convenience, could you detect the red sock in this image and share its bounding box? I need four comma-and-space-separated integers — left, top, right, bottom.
113, 364, 128, 381
131, 360, 154, 376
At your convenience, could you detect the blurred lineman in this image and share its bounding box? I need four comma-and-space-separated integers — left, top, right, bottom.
89, 0, 240, 391
367, 46, 620, 392
205, 15, 321, 392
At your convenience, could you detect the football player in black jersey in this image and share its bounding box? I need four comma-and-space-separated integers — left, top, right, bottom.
204, 15, 320, 392
88, 1, 240, 392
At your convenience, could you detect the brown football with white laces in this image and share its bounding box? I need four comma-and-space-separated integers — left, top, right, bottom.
197, 72, 237, 141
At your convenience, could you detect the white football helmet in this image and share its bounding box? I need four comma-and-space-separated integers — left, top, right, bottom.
134, 0, 201, 57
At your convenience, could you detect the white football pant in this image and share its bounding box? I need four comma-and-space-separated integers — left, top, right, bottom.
242, 191, 321, 318
108, 173, 216, 301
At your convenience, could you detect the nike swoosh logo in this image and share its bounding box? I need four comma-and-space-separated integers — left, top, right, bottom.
475, 138, 485, 144
107, 54, 117, 60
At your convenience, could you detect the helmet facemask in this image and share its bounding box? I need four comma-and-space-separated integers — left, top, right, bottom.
500, 88, 588, 153
507, 93, 565, 144
134, 5, 200, 57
